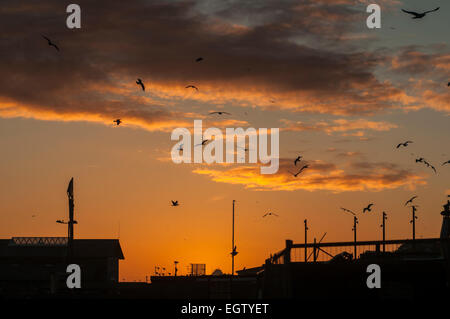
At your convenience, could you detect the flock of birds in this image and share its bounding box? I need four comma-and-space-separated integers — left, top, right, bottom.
396, 140, 450, 174
39, 7, 449, 225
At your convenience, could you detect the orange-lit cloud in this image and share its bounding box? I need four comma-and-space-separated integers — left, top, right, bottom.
193, 159, 427, 192
281, 118, 398, 135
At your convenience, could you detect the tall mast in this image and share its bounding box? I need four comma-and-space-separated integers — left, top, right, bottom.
67, 177, 74, 259
232, 200, 235, 275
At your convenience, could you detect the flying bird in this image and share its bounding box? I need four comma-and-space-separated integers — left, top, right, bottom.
294, 156, 303, 166
405, 195, 418, 206
415, 157, 424, 163
263, 212, 279, 218
363, 203, 374, 213
209, 111, 231, 115
136, 78, 145, 91
237, 146, 249, 152
42, 35, 59, 51
442, 160, 450, 166
113, 119, 122, 126
423, 160, 437, 174
289, 165, 309, 177
396, 141, 413, 148
171, 200, 179, 207
195, 139, 209, 147
195, 57, 204, 62
185, 85, 199, 91
340, 207, 355, 216
401, 7, 439, 19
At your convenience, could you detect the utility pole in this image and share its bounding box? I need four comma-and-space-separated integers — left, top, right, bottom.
381, 212, 387, 252
304, 219, 308, 262
353, 216, 358, 260
67, 178, 75, 260
410, 205, 418, 241
231, 200, 238, 276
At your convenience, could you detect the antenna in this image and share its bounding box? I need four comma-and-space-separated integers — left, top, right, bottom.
231, 200, 238, 275
353, 216, 358, 260
409, 205, 419, 241
304, 219, 308, 262
381, 212, 387, 252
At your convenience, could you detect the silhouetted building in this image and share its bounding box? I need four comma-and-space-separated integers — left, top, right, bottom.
0, 237, 124, 297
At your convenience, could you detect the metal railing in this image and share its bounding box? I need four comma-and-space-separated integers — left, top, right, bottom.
9, 237, 68, 246
266, 238, 445, 264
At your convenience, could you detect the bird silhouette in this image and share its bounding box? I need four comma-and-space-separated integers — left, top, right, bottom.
231, 245, 238, 256
113, 119, 122, 126
262, 212, 279, 218
294, 156, 302, 166
423, 160, 437, 174
209, 111, 231, 115
396, 141, 413, 148
136, 78, 145, 91
442, 160, 450, 166
185, 85, 199, 91
363, 203, 374, 213
237, 146, 249, 152
401, 7, 439, 19
42, 35, 59, 51
405, 195, 418, 206
340, 207, 355, 216
195, 139, 209, 147
289, 165, 309, 177
195, 57, 204, 62
415, 157, 424, 163
171, 200, 179, 207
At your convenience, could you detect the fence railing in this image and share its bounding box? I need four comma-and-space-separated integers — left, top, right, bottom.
266, 238, 445, 264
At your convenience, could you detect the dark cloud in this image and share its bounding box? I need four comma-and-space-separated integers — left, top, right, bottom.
0, 0, 444, 129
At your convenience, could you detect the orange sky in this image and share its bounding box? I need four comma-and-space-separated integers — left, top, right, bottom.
0, 0, 449, 281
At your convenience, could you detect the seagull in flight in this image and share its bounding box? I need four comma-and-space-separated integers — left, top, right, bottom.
185, 85, 199, 91
401, 7, 439, 19
396, 141, 413, 148
442, 160, 450, 166
136, 78, 145, 91
195, 139, 209, 147
113, 119, 122, 126
423, 160, 437, 174
42, 35, 59, 51
171, 200, 179, 207
195, 57, 204, 62
363, 203, 374, 213
405, 195, 418, 206
294, 156, 303, 166
415, 157, 424, 163
209, 111, 231, 115
289, 165, 309, 177
340, 207, 355, 216
263, 212, 279, 218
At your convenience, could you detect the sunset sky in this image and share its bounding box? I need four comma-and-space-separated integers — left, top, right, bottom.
0, 0, 449, 281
